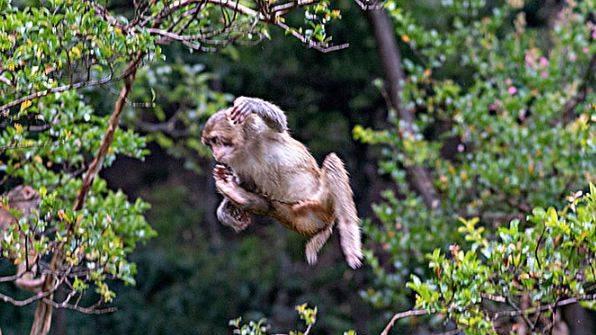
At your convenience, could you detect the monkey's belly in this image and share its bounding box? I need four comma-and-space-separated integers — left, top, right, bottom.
271, 202, 334, 237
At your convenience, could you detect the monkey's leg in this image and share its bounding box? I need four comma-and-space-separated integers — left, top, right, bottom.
322, 153, 363, 269
230, 97, 288, 132
214, 165, 271, 214
291, 200, 333, 223
216, 198, 252, 232
305, 227, 333, 265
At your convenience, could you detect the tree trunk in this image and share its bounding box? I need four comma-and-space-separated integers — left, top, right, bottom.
367, 8, 440, 210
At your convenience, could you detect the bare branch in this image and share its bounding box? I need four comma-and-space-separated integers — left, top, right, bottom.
147, 28, 231, 45
0, 291, 50, 307
481, 293, 507, 303
72, 53, 143, 211
380, 295, 596, 335
88, 1, 127, 31
493, 294, 596, 320
271, 0, 319, 16
149, 0, 263, 26
275, 21, 349, 53
0, 76, 11, 85
0, 74, 118, 115
381, 309, 429, 335
42, 298, 117, 315
148, 0, 349, 52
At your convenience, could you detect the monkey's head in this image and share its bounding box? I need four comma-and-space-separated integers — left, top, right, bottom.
0, 185, 40, 230
202, 109, 244, 165
6, 185, 41, 216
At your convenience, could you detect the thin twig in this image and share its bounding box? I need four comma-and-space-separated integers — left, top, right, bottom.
381, 309, 429, 335
0, 74, 118, 115
481, 293, 506, 303
271, 0, 319, 14
0, 290, 50, 307
493, 294, 596, 320
42, 298, 117, 315
303, 323, 313, 335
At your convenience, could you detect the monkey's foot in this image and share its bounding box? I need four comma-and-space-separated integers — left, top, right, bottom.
226, 201, 252, 232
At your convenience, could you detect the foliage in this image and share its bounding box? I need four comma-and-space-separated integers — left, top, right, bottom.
229, 303, 358, 335
0, 0, 356, 328
0, 0, 158, 106
126, 60, 232, 172
0, 86, 155, 304
408, 185, 596, 334
357, 0, 595, 332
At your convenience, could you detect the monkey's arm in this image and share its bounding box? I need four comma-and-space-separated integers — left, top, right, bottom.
230, 96, 288, 132
213, 165, 271, 215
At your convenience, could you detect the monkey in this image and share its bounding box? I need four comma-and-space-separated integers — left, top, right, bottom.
202, 97, 362, 269
0, 185, 45, 292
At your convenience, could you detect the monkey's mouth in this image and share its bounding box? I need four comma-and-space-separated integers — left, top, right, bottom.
215, 161, 231, 169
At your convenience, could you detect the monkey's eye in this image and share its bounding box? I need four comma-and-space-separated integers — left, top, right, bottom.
209, 137, 220, 146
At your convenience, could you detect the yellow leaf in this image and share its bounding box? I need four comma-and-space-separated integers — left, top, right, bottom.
20, 100, 32, 112
70, 46, 82, 58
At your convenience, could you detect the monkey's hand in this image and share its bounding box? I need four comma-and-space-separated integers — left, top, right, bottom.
213, 164, 237, 196
230, 97, 288, 132
213, 164, 271, 214
229, 98, 253, 125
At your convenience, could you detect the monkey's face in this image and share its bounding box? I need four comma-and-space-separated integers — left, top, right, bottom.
7, 186, 41, 214
202, 109, 243, 165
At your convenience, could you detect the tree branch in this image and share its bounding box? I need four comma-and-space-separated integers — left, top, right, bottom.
381, 309, 428, 335
381, 294, 596, 335
0, 290, 53, 307
0, 74, 118, 115
493, 294, 596, 320
72, 54, 142, 211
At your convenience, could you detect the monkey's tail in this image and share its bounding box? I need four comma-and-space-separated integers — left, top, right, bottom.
322, 153, 363, 269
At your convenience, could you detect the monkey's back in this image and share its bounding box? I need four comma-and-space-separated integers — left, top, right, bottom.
234, 133, 323, 204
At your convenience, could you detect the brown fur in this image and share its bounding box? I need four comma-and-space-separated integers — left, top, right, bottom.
203, 97, 363, 268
